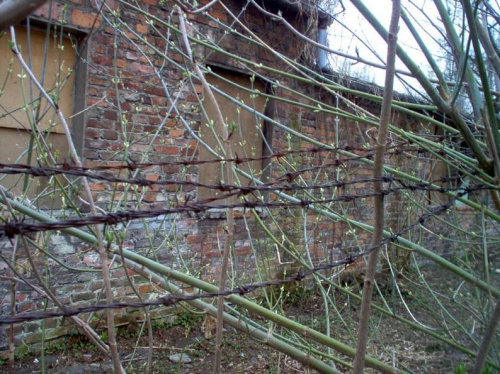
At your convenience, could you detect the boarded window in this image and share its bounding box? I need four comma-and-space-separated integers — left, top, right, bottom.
428, 158, 451, 204
198, 69, 268, 203
0, 27, 76, 205
427, 126, 452, 205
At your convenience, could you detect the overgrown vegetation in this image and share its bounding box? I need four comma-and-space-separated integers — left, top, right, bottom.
0, 0, 499, 373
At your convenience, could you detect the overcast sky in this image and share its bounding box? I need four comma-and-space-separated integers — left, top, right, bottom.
328, 0, 441, 93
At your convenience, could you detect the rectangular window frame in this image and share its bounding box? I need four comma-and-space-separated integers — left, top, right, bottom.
197, 65, 274, 213
0, 18, 88, 207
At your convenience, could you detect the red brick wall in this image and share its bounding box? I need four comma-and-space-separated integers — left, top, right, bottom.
1, 0, 493, 350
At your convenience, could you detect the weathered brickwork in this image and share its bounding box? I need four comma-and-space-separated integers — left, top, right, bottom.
1, 0, 497, 351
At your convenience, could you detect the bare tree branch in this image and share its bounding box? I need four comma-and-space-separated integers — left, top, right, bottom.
0, 0, 47, 30
473, 298, 500, 374
352, 0, 401, 372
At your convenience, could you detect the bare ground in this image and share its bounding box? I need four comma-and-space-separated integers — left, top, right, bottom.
4, 263, 496, 374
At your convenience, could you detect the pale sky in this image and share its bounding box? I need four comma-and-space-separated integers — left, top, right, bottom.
328, 0, 442, 94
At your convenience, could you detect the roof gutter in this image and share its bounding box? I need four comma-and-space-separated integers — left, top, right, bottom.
317, 28, 329, 71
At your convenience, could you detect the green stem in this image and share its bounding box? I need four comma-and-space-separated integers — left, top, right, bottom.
121, 259, 343, 374
0, 192, 399, 373
349, 0, 490, 172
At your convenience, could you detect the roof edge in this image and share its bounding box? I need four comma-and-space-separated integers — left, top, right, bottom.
260, 0, 331, 27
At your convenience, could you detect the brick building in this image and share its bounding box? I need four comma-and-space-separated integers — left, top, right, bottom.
0, 0, 492, 349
